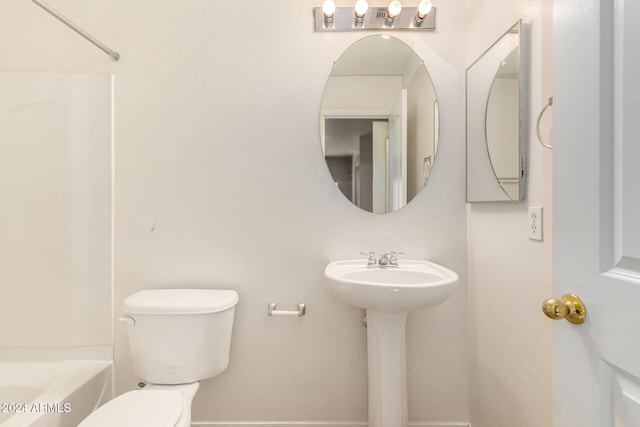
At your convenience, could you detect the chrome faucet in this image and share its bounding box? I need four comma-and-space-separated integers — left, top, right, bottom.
390, 251, 404, 266
362, 251, 405, 268
378, 252, 392, 266
360, 251, 377, 267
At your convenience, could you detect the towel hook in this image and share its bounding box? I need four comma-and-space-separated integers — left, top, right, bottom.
536, 97, 553, 149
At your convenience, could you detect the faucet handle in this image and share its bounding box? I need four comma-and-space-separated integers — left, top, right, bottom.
389, 251, 405, 266
360, 251, 377, 267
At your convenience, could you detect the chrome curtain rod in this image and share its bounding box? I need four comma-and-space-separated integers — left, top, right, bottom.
30, 0, 120, 61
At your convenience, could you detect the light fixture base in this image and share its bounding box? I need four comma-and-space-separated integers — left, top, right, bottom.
314, 6, 436, 31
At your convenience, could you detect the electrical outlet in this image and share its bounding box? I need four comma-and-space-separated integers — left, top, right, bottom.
528, 207, 543, 241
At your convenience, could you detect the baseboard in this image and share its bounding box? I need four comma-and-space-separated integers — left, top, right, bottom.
192, 422, 469, 427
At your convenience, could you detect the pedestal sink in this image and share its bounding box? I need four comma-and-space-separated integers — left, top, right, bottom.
324, 259, 458, 427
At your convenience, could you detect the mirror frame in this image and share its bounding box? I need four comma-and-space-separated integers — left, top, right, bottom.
465, 20, 529, 202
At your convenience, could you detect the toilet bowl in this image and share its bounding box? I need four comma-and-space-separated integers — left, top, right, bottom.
79, 289, 238, 427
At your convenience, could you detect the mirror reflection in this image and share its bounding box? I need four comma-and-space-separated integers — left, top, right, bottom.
486, 46, 520, 199
320, 35, 438, 214
466, 20, 526, 202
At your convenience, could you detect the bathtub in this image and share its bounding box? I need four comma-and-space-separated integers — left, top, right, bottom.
0, 361, 111, 427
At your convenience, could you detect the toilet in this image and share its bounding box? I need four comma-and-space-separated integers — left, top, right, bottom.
79, 288, 239, 427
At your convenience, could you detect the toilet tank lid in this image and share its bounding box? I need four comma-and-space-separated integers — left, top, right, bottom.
123, 289, 239, 315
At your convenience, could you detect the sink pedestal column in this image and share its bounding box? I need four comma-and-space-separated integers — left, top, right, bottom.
366, 310, 408, 427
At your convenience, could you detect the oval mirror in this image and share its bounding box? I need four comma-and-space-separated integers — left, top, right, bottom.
320, 35, 439, 214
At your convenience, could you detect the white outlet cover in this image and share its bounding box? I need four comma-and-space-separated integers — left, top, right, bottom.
528, 207, 543, 241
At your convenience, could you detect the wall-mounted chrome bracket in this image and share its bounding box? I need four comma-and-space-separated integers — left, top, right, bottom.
314, 7, 436, 32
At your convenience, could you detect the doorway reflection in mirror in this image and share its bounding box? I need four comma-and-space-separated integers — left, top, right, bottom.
320, 35, 439, 214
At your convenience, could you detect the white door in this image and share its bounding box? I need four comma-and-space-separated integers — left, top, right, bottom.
387, 89, 407, 211
372, 120, 389, 214
554, 0, 640, 425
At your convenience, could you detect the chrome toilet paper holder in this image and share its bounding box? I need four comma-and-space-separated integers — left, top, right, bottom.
268, 302, 306, 317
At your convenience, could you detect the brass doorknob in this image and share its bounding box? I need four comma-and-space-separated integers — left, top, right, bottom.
541, 294, 586, 324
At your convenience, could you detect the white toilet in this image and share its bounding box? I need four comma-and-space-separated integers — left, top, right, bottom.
79, 288, 239, 427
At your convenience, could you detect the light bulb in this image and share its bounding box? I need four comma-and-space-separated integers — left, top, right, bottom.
322, 0, 336, 17
387, 0, 402, 18
355, 0, 368, 17
322, 0, 336, 28
417, 0, 432, 18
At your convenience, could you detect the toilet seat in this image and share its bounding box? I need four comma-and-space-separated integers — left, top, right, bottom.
78, 390, 183, 427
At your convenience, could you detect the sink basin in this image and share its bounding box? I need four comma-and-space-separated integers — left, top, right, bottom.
324, 259, 458, 312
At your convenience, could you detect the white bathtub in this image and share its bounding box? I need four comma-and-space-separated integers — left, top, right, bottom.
0, 361, 112, 427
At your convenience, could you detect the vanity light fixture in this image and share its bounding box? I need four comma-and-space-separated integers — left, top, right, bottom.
322, 0, 336, 27
314, 1, 436, 32
354, 0, 369, 27
385, 1, 402, 27
415, 0, 432, 26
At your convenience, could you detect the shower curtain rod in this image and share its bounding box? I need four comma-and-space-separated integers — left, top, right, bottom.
30, 0, 120, 61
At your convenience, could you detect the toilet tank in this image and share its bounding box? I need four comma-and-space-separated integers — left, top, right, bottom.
122, 289, 239, 385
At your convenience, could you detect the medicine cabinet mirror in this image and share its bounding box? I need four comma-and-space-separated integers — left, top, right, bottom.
320, 35, 439, 214
466, 20, 528, 202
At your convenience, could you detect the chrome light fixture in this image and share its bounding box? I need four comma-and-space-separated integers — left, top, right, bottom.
385, 0, 402, 27
314, 1, 436, 32
414, 0, 432, 26
354, 0, 369, 27
322, 0, 336, 27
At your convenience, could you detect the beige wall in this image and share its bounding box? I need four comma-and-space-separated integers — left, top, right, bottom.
0, 0, 469, 425
466, 0, 554, 426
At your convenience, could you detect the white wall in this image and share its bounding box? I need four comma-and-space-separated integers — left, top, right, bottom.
466, 0, 554, 426
322, 75, 403, 113
0, 0, 468, 425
